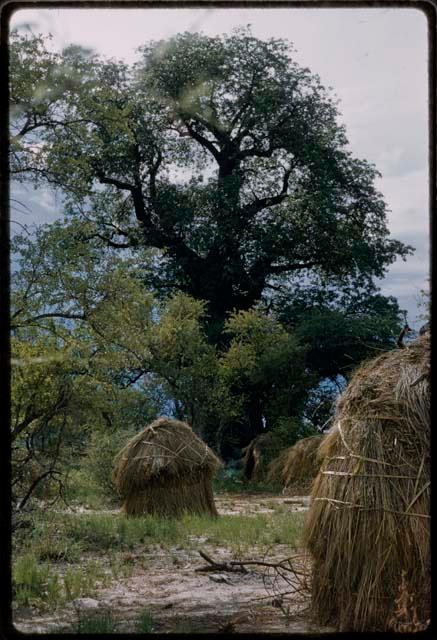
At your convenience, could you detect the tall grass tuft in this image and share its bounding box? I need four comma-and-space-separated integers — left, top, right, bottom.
77, 610, 116, 634
135, 608, 155, 633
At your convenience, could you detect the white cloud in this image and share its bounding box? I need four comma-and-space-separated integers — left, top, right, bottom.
378, 170, 429, 237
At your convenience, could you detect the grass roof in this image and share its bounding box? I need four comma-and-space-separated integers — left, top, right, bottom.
267, 435, 323, 492
112, 417, 221, 496
303, 333, 430, 631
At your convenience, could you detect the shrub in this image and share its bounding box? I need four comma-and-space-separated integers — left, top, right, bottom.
82, 429, 135, 499
64, 468, 106, 509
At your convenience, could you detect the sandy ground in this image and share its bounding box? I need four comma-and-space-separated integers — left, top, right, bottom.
13, 493, 334, 634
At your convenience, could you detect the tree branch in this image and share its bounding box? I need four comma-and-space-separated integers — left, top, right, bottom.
12, 117, 93, 140
96, 173, 136, 192
184, 120, 221, 163
269, 261, 318, 274
241, 168, 292, 217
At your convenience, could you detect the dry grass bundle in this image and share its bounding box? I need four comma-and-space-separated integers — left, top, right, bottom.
242, 433, 274, 481
303, 333, 430, 631
267, 435, 323, 494
266, 448, 289, 486
112, 417, 221, 517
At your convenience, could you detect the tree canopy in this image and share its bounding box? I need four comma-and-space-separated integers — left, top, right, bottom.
10, 28, 412, 341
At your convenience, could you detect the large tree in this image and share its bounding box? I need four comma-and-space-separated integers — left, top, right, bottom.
10, 28, 412, 341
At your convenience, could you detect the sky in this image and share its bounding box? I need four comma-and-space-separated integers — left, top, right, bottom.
10, 7, 430, 327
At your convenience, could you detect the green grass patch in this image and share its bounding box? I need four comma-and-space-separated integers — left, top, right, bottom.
181, 511, 305, 548
13, 554, 52, 608
135, 608, 155, 633
40, 508, 305, 555
76, 610, 116, 634
60, 512, 179, 551
13, 552, 110, 610
31, 518, 84, 563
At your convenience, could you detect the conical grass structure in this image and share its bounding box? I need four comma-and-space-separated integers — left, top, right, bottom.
242, 432, 274, 481
267, 435, 323, 494
303, 333, 430, 631
112, 417, 222, 518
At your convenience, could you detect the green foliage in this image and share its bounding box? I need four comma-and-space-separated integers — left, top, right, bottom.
64, 468, 108, 509
31, 518, 83, 563
148, 293, 220, 432
13, 554, 52, 607
13, 552, 109, 609
82, 428, 136, 499
215, 309, 311, 451
11, 332, 85, 512
10, 222, 160, 511
221, 309, 304, 393
267, 416, 318, 460
10, 28, 412, 337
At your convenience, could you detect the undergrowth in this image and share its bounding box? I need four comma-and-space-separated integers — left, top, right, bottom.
22, 508, 304, 556
13, 497, 305, 613
212, 466, 281, 494
13, 553, 110, 610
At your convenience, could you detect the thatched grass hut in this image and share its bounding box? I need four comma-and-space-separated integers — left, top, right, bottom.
242, 432, 274, 481
267, 435, 323, 494
112, 417, 221, 518
303, 333, 430, 632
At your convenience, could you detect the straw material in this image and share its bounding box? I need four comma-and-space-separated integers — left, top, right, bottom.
112, 417, 221, 517
303, 333, 430, 631
242, 432, 274, 481
267, 435, 323, 494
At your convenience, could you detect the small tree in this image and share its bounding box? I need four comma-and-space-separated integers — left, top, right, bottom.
217, 309, 310, 453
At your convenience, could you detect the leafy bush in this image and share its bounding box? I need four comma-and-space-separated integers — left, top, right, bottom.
64, 468, 106, 509
82, 428, 135, 499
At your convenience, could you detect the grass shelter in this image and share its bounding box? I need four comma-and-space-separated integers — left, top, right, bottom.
267, 435, 323, 494
112, 417, 222, 518
241, 432, 275, 481
303, 332, 430, 632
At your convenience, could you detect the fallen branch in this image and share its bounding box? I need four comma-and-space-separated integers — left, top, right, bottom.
196, 550, 310, 577
196, 550, 248, 573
